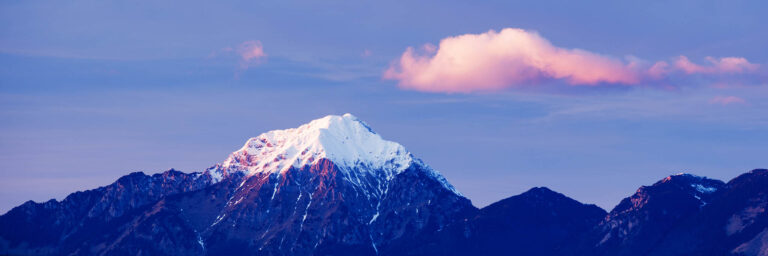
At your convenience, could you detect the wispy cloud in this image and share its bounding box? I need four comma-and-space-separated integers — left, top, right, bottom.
673, 56, 759, 75
709, 95, 747, 105
213, 40, 267, 70
384, 28, 762, 93
236, 40, 266, 68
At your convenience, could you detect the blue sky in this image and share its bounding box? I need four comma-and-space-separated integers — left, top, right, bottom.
1, 0, 767, 213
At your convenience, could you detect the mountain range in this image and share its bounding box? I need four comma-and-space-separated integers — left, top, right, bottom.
1, 114, 766, 256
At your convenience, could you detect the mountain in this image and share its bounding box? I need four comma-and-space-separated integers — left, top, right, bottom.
403, 187, 606, 256
649, 169, 768, 256
1, 113, 766, 256
0, 114, 476, 255
0, 169, 220, 255
566, 173, 726, 255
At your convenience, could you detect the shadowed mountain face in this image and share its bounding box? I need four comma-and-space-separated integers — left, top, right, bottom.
566, 174, 726, 256
0, 114, 766, 256
199, 159, 476, 256
465, 187, 607, 255
401, 187, 607, 256
562, 170, 768, 256
648, 169, 768, 256
0, 169, 221, 255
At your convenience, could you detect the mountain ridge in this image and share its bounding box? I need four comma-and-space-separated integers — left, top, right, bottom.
0, 114, 476, 255
1, 114, 765, 256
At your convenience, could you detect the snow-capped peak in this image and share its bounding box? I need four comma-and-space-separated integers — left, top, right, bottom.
221, 114, 412, 175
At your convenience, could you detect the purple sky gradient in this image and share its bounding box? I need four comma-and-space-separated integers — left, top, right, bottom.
1, 0, 767, 213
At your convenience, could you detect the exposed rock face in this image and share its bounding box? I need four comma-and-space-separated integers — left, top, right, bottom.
0, 169, 221, 255
648, 169, 768, 256
199, 159, 475, 256
569, 174, 726, 256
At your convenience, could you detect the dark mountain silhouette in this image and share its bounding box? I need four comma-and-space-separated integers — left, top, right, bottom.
564, 174, 726, 255
648, 169, 768, 256
402, 187, 606, 256
0, 114, 765, 256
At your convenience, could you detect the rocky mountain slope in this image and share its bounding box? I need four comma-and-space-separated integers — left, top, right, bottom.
0, 114, 476, 255
0, 114, 765, 256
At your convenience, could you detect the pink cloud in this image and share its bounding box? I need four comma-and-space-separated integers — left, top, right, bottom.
709, 96, 747, 105
236, 40, 266, 68
674, 56, 759, 74
361, 49, 373, 57
384, 28, 761, 93
384, 28, 640, 93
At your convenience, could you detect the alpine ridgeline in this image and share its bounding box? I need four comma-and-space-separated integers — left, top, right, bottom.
1, 114, 767, 256
0, 114, 476, 256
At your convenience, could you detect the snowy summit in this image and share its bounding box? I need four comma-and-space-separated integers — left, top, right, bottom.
221, 113, 412, 175
203, 113, 461, 196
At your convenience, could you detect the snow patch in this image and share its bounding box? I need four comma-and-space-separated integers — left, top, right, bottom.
370, 233, 379, 255
691, 183, 718, 194
299, 193, 312, 232
196, 232, 205, 250
200, 165, 226, 183
211, 214, 226, 227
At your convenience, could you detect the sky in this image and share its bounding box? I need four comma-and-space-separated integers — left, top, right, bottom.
1, 0, 767, 213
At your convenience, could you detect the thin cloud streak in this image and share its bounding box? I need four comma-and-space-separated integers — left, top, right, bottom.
673, 56, 759, 75
384, 28, 762, 93
709, 95, 747, 105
